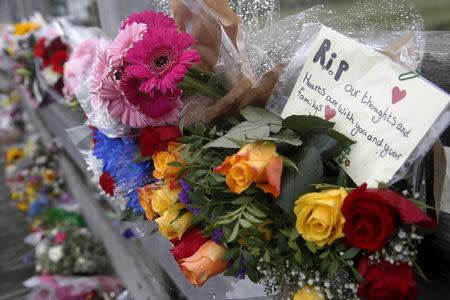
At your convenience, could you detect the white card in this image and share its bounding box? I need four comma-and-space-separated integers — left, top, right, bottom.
281, 25, 449, 186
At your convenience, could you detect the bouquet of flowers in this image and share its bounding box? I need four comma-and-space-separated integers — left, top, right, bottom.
33, 36, 69, 94
77, 1, 443, 299
34, 226, 109, 276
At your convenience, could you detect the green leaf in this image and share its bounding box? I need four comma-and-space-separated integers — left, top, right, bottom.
204, 121, 270, 148
288, 240, 299, 250
283, 115, 334, 135
178, 117, 185, 135
224, 260, 241, 276
263, 251, 271, 262
289, 229, 300, 241
275, 146, 323, 219
210, 173, 226, 182
294, 251, 302, 263
262, 129, 302, 146
223, 247, 240, 262
191, 206, 211, 225
351, 267, 367, 283
319, 251, 329, 259
282, 155, 299, 173
329, 259, 339, 278
240, 106, 283, 133
279, 229, 290, 237
305, 241, 317, 253
216, 214, 239, 225
120, 209, 144, 222
227, 222, 240, 242
167, 161, 185, 167
304, 129, 355, 159
231, 196, 253, 205
342, 247, 360, 259
247, 205, 266, 218
243, 212, 262, 224
239, 218, 253, 228
16, 68, 33, 76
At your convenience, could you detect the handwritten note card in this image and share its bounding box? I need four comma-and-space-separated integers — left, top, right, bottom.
282, 26, 449, 186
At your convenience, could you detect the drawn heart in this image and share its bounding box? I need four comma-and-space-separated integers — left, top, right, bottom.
391, 86, 407, 104
325, 105, 336, 121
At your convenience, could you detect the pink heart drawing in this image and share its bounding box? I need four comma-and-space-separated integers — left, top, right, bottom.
325, 105, 336, 121
391, 86, 407, 104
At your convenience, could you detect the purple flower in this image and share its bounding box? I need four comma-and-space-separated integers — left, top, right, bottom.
178, 180, 199, 214
228, 257, 246, 280
211, 228, 224, 244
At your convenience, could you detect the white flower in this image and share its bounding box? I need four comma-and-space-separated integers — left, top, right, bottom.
35, 264, 42, 272
36, 243, 48, 256
50, 228, 59, 236
48, 245, 64, 262
41, 67, 61, 85
36, 156, 47, 164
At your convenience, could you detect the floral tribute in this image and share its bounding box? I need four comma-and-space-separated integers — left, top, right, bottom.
33, 36, 69, 93
81, 6, 438, 300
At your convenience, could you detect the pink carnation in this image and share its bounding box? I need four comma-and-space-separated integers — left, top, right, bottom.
124, 28, 200, 94
120, 10, 176, 30
63, 39, 99, 99
109, 22, 147, 64
54, 232, 67, 244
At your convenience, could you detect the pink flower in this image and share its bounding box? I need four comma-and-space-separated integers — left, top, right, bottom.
63, 39, 99, 99
120, 10, 176, 30
91, 42, 115, 109
120, 75, 182, 125
109, 23, 147, 64
54, 232, 67, 244
124, 28, 200, 94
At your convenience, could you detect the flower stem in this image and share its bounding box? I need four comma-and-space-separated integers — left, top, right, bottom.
180, 75, 224, 100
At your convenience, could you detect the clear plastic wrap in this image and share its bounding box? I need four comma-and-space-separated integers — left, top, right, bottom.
265, 0, 449, 187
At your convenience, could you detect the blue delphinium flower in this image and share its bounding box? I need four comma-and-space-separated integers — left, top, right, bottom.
211, 228, 224, 244
92, 129, 154, 194
126, 190, 145, 214
28, 194, 50, 218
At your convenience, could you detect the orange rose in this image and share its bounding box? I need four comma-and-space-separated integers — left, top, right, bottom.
179, 241, 228, 287
214, 142, 282, 197
152, 142, 185, 180
137, 184, 158, 221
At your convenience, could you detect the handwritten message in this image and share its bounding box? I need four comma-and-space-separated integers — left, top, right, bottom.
282, 26, 449, 186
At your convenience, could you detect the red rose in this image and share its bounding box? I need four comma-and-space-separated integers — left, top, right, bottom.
342, 184, 436, 251
170, 227, 208, 260
99, 172, 115, 196
357, 256, 417, 300
139, 126, 181, 157
33, 37, 47, 58
50, 50, 69, 74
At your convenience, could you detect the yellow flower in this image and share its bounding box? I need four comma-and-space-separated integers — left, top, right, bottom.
14, 22, 40, 35
294, 188, 347, 247
6, 148, 24, 164
155, 203, 193, 239
137, 184, 158, 221
293, 286, 326, 300
152, 142, 185, 180
16, 202, 29, 211
26, 186, 37, 203
43, 169, 56, 183
150, 182, 181, 213
214, 142, 282, 197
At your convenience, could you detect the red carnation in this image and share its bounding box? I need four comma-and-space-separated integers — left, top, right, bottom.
170, 227, 208, 260
50, 50, 69, 74
139, 126, 181, 157
357, 256, 418, 300
99, 172, 115, 196
342, 184, 436, 251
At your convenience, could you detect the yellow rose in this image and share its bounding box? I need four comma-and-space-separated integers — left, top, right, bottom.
43, 169, 56, 183
179, 241, 228, 287
155, 203, 193, 239
14, 22, 40, 35
152, 142, 185, 180
150, 182, 181, 213
6, 148, 24, 164
214, 142, 282, 197
293, 286, 326, 300
294, 188, 347, 247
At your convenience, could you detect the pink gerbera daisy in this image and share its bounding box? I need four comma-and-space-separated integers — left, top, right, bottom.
120, 10, 176, 31
109, 22, 147, 63
91, 42, 115, 109
119, 75, 182, 125
106, 79, 153, 128
124, 28, 201, 94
